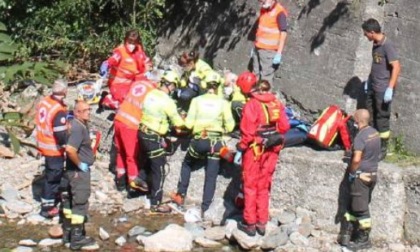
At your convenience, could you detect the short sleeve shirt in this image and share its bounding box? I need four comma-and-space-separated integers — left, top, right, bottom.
66, 119, 94, 170
353, 126, 381, 172
370, 36, 399, 92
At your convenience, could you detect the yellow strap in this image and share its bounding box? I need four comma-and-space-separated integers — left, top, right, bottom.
71, 214, 85, 224
250, 142, 264, 160
358, 218, 372, 229
344, 212, 357, 222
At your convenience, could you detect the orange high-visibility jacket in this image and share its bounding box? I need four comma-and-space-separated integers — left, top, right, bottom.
35, 96, 67, 156
114, 80, 155, 130
255, 3, 287, 50
108, 44, 148, 88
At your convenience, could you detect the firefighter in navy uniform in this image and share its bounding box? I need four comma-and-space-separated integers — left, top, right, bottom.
339, 109, 380, 251
170, 71, 235, 216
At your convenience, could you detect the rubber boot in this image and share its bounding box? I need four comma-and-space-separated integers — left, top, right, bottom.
379, 138, 388, 161
62, 218, 72, 244
347, 228, 371, 251
70, 224, 95, 251
338, 219, 353, 246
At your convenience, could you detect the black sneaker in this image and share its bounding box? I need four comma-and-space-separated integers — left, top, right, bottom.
150, 204, 172, 214
237, 221, 256, 237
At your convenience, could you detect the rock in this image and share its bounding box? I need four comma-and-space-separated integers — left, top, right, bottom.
261, 228, 288, 250
204, 226, 226, 241
128, 225, 146, 238
38, 238, 62, 247
1, 183, 20, 201
81, 243, 100, 251
13, 246, 34, 252
95, 191, 108, 202
115, 236, 126, 246
280, 223, 299, 236
232, 228, 260, 250
122, 198, 143, 213
298, 223, 313, 237
26, 214, 46, 224
289, 232, 309, 246
117, 215, 128, 223
18, 239, 37, 246
389, 243, 406, 252
48, 225, 63, 238
17, 219, 26, 225
203, 198, 233, 225
0, 145, 14, 158
142, 224, 193, 252
295, 207, 315, 220
276, 210, 296, 225
194, 237, 222, 248
136, 235, 147, 245
184, 222, 205, 239
99, 227, 110, 241
6, 211, 19, 219
224, 219, 237, 240
6, 200, 33, 214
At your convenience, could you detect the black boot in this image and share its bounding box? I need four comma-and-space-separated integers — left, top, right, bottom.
70, 224, 95, 250
338, 219, 353, 246
347, 229, 371, 251
62, 218, 72, 244
379, 138, 388, 161
115, 175, 127, 192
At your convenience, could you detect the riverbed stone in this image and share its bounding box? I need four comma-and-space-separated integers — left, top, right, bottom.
115, 236, 126, 246
289, 231, 309, 246
128, 225, 146, 237
13, 246, 34, 252
81, 243, 100, 251
261, 228, 289, 250
194, 237, 222, 248
6, 200, 33, 214
122, 198, 143, 213
142, 224, 193, 252
204, 226, 226, 241
184, 222, 205, 239
1, 183, 20, 201
26, 213, 46, 224
18, 239, 37, 247
38, 238, 62, 247
48, 224, 63, 238
232, 228, 260, 250
276, 210, 296, 225
224, 219, 237, 240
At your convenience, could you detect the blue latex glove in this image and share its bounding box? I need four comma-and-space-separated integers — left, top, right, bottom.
79, 162, 89, 172
272, 53, 282, 65
384, 87, 393, 103
348, 172, 357, 183
234, 151, 242, 166
363, 80, 369, 94
99, 61, 109, 77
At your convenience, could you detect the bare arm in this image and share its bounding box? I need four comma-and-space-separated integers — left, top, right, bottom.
277, 31, 287, 54
347, 150, 362, 173
389, 60, 401, 89
66, 145, 81, 167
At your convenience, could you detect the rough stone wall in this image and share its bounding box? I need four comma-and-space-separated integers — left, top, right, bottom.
156, 0, 420, 154
163, 145, 418, 243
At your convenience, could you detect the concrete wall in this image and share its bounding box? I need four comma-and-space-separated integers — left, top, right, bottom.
156, 0, 420, 154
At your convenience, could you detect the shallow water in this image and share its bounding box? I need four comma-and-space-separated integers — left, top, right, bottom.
0, 212, 240, 251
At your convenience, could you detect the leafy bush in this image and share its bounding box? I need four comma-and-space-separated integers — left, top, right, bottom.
0, 0, 166, 70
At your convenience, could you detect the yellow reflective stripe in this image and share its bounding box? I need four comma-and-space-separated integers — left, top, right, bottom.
71, 214, 85, 224
344, 212, 357, 222
256, 37, 279, 46
358, 218, 372, 229
53, 125, 67, 132
258, 25, 280, 34
37, 141, 61, 151
118, 111, 141, 126
379, 131, 390, 139
63, 208, 72, 219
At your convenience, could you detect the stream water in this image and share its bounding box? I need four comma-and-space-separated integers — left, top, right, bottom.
0, 211, 240, 252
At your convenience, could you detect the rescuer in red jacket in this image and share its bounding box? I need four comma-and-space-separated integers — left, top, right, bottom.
99, 29, 152, 105
234, 79, 290, 236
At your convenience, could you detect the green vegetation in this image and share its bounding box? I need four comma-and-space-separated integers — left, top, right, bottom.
385, 135, 420, 167
0, 0, 166, 85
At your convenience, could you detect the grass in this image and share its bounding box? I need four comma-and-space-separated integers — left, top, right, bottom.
385, 136, 420, 167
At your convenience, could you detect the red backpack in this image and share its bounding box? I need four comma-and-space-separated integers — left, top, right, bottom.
307, 105, 352, 151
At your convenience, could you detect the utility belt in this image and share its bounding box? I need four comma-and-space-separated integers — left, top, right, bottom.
256, 125, 284, 149
194, 130, 223, 140
139, 124, 172, 158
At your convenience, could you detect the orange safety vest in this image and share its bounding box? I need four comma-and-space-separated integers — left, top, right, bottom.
35, 96, 67, 156
114, 80, 155, 130
108, 44, 144, 87
255, 3, 287, 50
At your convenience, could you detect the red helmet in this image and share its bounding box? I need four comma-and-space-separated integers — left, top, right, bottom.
237, 71, 257, 94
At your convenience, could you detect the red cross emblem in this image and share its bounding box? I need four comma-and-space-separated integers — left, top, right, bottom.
132, 85, 145, 97
39, 107, 47, 123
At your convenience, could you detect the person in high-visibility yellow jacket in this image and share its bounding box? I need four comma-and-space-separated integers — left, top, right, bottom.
176, 50, 213, 112
170, 71, 235, 216
218, 71, 247, 127
138, 71, 185, 213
